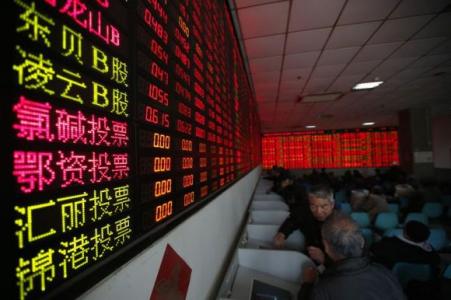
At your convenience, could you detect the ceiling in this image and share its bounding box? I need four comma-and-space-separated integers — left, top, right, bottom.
229, 0, 451, 132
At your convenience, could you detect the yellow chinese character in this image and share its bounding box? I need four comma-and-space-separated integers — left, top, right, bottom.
16, 249, 56, 300
58, 192, 87, 233
13, 46, 55, 95
114, 216, 132, 246
91, 224, 113, 261
15, 201, 57, 249
61, 25, 83, 64
89, 188, 113, 222
111, 57, 128, 86
15, 0, 54, 47
59, 234, 89, 278
111, 89, 128, 116
56, 68, 86, 104
113, 184, 130, 213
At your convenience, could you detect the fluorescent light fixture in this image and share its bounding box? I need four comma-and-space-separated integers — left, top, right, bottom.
297, 92, 342, 103
362, 122, 375, 126
352, 81, 383, 90
305, 125, 316, 129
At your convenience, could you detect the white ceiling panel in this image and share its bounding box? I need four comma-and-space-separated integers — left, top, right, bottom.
303, 78, 334, 94
289, 0, 346, 31
390, 0, 451, 18
326, 22, 381, 49
341, 60, 382, 76
279, 80, 304, 92
414, 12, 451, 39
281, 68, 312, 82
284, 52, 321, 69
286, 28, 331, 54
238, 2, 290, 38
236, 0, 279, 9
250, 56, 283, 73
410, 54, 451, 68
369, 57, 418, 78
311, 64, 346, 78
354, 42, 403, 62
369, 15, 434, 44
251, 70, 281, 85
317, 47, 360, 66
390, 37, 447, 58
338, 0, 399, 25
245, 35, 286, 59
430, 39, 451, 55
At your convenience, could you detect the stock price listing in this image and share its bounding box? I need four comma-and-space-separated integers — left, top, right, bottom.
5, 0, 261, 299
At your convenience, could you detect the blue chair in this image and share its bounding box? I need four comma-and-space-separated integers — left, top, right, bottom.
441, 195, 451, 207
335, 189, 347, 204
388, 203, 400, 214
360, 228, 373, 247
427, 227, 448, 251
404, 213, 428, 225
340, 203, 352, 215
392, 262, 434, 288
374, 212, 399, 232
351, 212, 371, 228
421, 202, 443, 219
443, 264, 451, 279
384, 228, 403, 238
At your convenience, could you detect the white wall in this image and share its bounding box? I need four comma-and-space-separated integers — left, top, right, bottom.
78, 167, 261, 300
432, 115, 451, 168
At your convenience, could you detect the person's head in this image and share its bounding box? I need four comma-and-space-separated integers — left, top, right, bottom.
308, 184, 334, 221
404, 220, 430, 243
321, 214, 365, 261
280, 176, 293, 188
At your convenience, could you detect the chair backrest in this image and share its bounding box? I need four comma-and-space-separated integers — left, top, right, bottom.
384, 228, 403, 238
250, 201, 289, 211
340, 203, 352, 215
441, 195, 451, 206
250, 210, 289, 225
392, 262, 434, 288
421, 202, 444, 218
350, 212, 370, 228
443, 264, 451, 279
360, 228, 373, 247
404, 213, 429, 225
374, 212, 399, 232
388, 203, 400, 214
427, 227, 448, 251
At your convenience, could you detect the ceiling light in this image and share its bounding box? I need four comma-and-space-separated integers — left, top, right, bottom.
362, 122, 375, 126
352, 81, 383, 90
305, 125, 316, 129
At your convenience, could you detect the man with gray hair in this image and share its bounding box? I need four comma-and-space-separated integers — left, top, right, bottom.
298, 214, 405, 300
274, 184, 336, 265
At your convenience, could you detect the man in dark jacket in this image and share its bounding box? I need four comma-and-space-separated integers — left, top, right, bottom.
370, 220, 441, 270
298, 214, 405, 300
273, 184, 335, 265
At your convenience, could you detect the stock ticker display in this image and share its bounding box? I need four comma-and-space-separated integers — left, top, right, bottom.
262, 128, 399, 169
6, 0, 261, 299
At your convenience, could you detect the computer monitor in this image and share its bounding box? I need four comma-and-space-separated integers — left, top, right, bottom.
250, 279, 292, 300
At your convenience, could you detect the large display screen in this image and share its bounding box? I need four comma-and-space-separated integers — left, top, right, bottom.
262, 128, 399, 169
5, 1, 261, 299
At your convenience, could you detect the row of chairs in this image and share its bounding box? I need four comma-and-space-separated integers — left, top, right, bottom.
340, 202, 446, 219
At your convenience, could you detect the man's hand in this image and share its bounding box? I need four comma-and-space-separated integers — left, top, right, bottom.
307, 246, 325, 265
273, 232, 286, 248
302, 266, 318, 283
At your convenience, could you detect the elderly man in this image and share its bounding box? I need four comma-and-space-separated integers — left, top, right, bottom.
273, 184, 335, 265
298, 214, 405, 300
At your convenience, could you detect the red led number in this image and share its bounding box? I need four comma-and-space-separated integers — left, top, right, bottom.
153, 157, 171, 172
181, 139, 192, 151
155, 200, 173, 222
153, 133, 170, 149
154, 179, 172, 197
182, 174, 194, 188
145, 106, 169, 128
182, 157, 193, 169
183, 192, 194, 207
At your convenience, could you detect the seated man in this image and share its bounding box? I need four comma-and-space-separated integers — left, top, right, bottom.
350, 187, 389, 221
370, 220, 440, 270
273, 184, 335, 265
298, 214, 405, 300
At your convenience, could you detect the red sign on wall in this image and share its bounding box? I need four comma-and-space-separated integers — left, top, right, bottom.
150, 244, 191, 300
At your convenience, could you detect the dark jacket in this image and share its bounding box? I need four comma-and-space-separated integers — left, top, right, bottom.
298, 257, 406, 300
370, 236, 441, 270
278, 208, 336, 249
